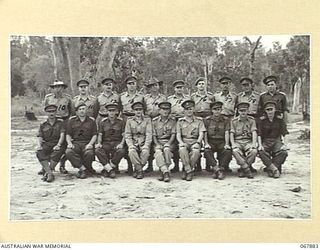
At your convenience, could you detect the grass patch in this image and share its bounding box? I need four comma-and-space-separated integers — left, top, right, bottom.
11, 96, 45, 117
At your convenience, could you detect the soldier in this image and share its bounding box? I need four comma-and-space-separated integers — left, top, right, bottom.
213, 77, 237, 119
257, 101, 289, 178
258, 75, 289, 123
65, 103, 97, 179
95, 77, 120, 125
203, 101, 232, 180
230, 102, 258, 178
191, 77, 214, 118
236, 77, 260, 118
95, 103, 125, 178
120, 76, 144, 175
72, 79, 97, 118
44, 80, 73, 174
176, 100, 206, 181
152, 101, 177, 182
124, 101, 152, 179
36, 104, 66, 182
167, 79, 189, 173
144, 77, 167, 173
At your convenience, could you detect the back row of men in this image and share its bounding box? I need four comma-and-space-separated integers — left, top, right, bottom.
37, 75, 289, 183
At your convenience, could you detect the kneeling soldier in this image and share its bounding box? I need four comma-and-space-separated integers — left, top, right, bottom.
257, 101, 289, 178
177, 100, 206, 181
230, 102, 258, 178
125, 102, 152, 179
203, 101, 232, 180
36, 104, 66, 182
152, 101, 177, 182
95, 103, 125, 178
65, 103, 97, 179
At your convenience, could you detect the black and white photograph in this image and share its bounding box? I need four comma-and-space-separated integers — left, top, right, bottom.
10, 35, 311, 220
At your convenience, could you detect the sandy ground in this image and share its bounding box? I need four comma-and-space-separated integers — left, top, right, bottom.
10, 116, 311, 220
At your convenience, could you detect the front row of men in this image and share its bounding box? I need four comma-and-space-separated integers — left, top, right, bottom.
36, 99, 288, 183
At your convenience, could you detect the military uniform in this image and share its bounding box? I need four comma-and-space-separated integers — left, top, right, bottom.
124, 108, 152, 175
203, 113, 232, 175
258, 91, 288, 117
152, 114, 177, 175
236, 91, 260, 117
191, 92, 215, 118
95, 116, 126, 175
95, 91, 120, 125
120, 91, 144, 117
213, 91, 237, 117
177, 102, 206, 175
65, 115, 97, 172
144, 93, 167, 118
73, 95, 97, 118
230, 110, 258, 175
167, 94, 189, 119
44, 93, 73, 120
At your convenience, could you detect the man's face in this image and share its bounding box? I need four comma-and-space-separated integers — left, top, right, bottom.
46, 109, 57, 119
196, 80, 206, 91
212, 107, 222, 117
127, 81, 137, 92
107, 108, 118, 119
78, 84, 89, 95
102, 82, 113, 92
52, 86, 64, 94
159, 108, 170, 117
185, 106, 194, 117
266, 81, 277, 93
238, 108, 248, 118
149, 83, 160, 93
174, 85, 184, 95
265, 106, 276, 117
133, 107, 143, 117
241, 83, 252, 93
77, 106, 87, 117
221, 82, 230, 91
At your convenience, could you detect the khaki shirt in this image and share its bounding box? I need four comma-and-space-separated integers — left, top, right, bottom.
236, 91, 260, 115
230, 116, 257, 141
191, 92, 215, 113
145, 93, 167, 118
167, 94, 189, 118
120, 92, 144, 114
204, 115, 230, 140
73, 95, 97, 118
37, 118, 65, 143
213, 91, 237, 116
96, 92, 120, 115
44, 93, 72, 118
99, 117, 125, 143
66, 116, 97, 143
176, 116, 206, 140
125, 116, 152, 147
152, 115, 177, 142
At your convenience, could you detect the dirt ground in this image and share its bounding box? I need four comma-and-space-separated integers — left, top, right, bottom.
10, 116, 311, 220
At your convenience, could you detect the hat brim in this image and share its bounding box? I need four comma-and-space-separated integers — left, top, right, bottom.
50, 84, 68, 88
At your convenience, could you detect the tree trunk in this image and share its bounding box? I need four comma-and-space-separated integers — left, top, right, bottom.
68, 37, 80, 95
56, 37, 70, 86
50, 38, 58, 79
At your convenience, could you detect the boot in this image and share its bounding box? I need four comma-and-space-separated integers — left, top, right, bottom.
109, 169, 116, 179
163, 172, 170, 182
76, 170, 87, 179
244, 168, 253, 179
101, 169, 109, 178
217, 170, 225, 180
194, 158, 202, 172
181, 171, 187, 180
186, 172, 193, 181
46, 173, 55, 182
158, 172, 164, 181
59, 165, 68, 174
38, 168, 45, 175
136, 171, 144, 179
249, 165, 257, 173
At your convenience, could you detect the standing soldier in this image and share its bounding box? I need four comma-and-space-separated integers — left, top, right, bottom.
203, 101, 232, 180
120, 76, 144, 175
36, 104, 66, 182
191, 77, 214, 118
230, 102, 258, 178
257, 101, 289, 178
95, 103, 126, 178
236, 77, 260, 118
258, 75, 289, 123
124, 102, 152, 179
144, 77, 167, 173
191, 77, 215, 172
73, 79, 97, 118
152, 101, 177, 182
44, 80, 73, 174
176, 100, 206, 181
167, 79, 189, 173
65, 103, 97, 179
95, 77, 120, 125
213, 76, 237, 119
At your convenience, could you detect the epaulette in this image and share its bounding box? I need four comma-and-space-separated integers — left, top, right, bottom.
89, 95, 96, 99
247, 116, 255, 120
120, 92, 128, 96
178, 117, 186, 122
167, 95, 174, 99
190, 92, 196, 97
152, 116, 161, 122
57, 118, 64, 122
101, 117, 109, 122
116, 117, 123, 121
237, 91, 244, 97
44, 93, 54, 99
195, 116, 203, 121
73, 95, 79, 100
89, 116, 95, 121
278, 91, 286, 96
231, 116, 239, 122
207, 91, 214, 96
253, 91, 260, 95
62, 93, 72, 98
260, 91, 267, 96
259, 115, 266, 120
69, 116, 77, 120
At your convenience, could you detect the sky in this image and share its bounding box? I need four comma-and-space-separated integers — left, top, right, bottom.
226, 35, 293, 50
